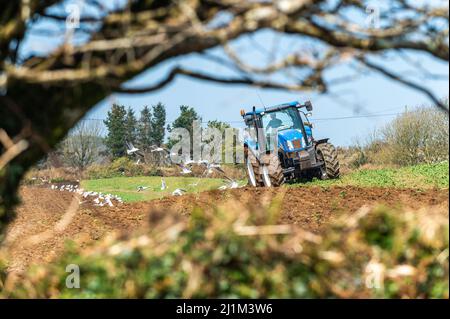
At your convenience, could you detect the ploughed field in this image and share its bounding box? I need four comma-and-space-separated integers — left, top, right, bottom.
2, 169, 448, 274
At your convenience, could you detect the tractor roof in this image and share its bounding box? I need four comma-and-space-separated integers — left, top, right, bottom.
244, 101, 300, 116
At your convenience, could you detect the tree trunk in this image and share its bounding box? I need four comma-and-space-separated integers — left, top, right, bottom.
0, 80, 108, 236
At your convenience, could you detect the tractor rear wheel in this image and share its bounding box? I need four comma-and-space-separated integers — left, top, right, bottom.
261, 153, 285, 187
246, 150, 264, 187
316, 143, 340, 179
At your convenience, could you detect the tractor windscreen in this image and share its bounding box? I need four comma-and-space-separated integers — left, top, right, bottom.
262, 107, 303, 132
261, 107, 309, 151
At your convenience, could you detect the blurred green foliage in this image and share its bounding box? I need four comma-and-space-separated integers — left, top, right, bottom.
1, 198, 447, 298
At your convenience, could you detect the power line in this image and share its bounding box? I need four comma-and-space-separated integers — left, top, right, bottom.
311, 112, 402, 121
80, 111, 403, 124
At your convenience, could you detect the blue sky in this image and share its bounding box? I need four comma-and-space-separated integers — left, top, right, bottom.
20, 2, 449, 146
86, 37, 448, 146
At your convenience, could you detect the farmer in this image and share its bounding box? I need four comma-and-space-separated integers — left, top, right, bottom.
266, 113, 283, 130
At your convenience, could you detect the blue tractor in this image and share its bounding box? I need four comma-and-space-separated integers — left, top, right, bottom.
241, 101, 340, 187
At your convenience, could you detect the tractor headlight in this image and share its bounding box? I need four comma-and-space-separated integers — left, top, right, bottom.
287, 140, 294, 150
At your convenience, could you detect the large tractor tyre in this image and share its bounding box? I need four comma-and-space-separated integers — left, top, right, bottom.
260, 153, 285, 187
245, 150, 264, 187
316, 143, 340, 179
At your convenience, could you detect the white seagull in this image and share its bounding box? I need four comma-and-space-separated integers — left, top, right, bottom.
184, 159, 196, 166
150, 146, 167, 153
126, 142, 140, 155
229, 181, 239, 189
137, 186, 149, 192
172, 188, 186, 196
105, 197, 114, 207
176, 163, 192, 174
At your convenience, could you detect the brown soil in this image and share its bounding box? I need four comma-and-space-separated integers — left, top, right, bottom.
1, 186, 448, 274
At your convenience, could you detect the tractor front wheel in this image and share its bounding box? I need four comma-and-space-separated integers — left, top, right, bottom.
316, 143, 340, 179
260, 153, 285, 187
246, 150, 264, 187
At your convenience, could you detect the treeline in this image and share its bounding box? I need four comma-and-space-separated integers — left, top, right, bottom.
104, 103, 167, 157
104, 103, 232, 156
58, 103, 231, 170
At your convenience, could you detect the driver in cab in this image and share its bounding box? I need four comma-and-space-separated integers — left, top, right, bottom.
266, 113, 283, 130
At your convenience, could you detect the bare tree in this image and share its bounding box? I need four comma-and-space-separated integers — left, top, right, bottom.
60, 120, 103, 170
380, 103, 449, 165
0, 0, 448, 234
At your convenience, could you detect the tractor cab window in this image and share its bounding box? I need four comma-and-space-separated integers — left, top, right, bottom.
261, 108, 303, 152
262, 107, 308, 149
262, 108, 302, 133
299, 111, 308, 125
243, 115, 258, 149
246, 123, 257, 141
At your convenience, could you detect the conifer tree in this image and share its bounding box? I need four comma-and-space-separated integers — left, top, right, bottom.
150, 102, 167, 146
125, 107, 138, 145
104, 104, 127, 157
138, 106, 152, 150
167, 105, 200, 150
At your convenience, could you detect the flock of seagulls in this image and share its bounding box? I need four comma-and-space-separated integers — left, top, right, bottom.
45, 143, 240, 205
176, 159, 228, 178
126, 141, 242, 193
50, 173, 241, 208
51, 184, 78, 192
50, 176, 241, 208
173, 159, 242, 192
50, 184, 124, 207
50, 171, 242, 207
47, 143, 242, 205
126, 143, 177, 159
126, 142, 230, 176
134, 173, 241, 197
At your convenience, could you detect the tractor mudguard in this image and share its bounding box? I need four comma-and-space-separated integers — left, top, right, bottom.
314, 138, 329, 145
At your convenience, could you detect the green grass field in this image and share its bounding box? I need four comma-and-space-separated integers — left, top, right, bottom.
289, 161, 449, 189
80, 176, 245, 202
81, 162, 448, 203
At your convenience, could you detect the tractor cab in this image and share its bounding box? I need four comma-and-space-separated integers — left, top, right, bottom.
242, 101, 313, 154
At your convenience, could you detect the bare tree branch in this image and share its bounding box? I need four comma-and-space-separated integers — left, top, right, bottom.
115, 67, 322, 94
359, 57, 449, 113
0, 130, 29, 171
